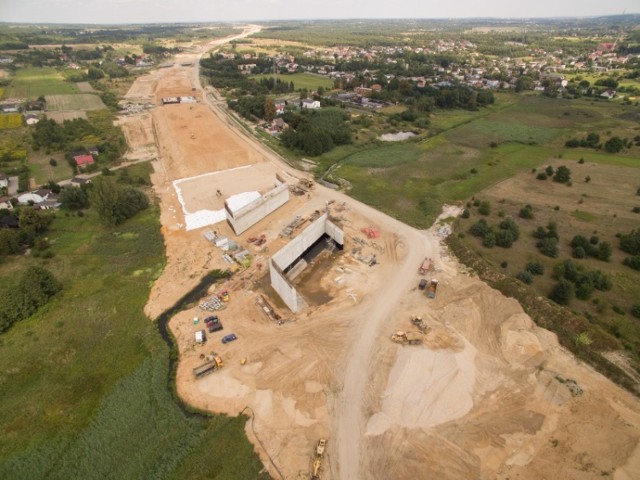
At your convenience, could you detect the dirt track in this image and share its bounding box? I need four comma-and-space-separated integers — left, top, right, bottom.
133, 26, 640, 480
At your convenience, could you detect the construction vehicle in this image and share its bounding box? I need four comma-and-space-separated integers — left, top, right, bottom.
311, 438, 326, 480
419, 257, 432, 274
219, 290, 230, 302
426, 279, 439, 299
311, 458, 321, 480
391, 331, 423, 345
410, 315, 428, 333
316, 439, 326, 457
193, 355, 223, 378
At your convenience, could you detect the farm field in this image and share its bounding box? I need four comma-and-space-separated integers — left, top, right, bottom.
250, 71, 334, 91
0, 113, 22, 130
45, 93, 106, 111
0, 194, 266, 480
4, 67, 79, 98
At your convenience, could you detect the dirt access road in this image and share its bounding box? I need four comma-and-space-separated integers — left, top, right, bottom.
132, 26, 640, 480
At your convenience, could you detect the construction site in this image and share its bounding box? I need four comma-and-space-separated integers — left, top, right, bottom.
129, 26, 640, 480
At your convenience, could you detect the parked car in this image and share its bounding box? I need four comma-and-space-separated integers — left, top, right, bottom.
195, 329, 206, 344
205, 315, 219, 325
221, 333, 237, 344
208, 322, 223, 333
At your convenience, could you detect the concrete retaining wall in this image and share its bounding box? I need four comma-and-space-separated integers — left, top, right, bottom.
226, 177, 289, 235
270, 212, 344, 312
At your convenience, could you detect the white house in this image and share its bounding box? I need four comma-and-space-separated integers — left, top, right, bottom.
301, 99, 321, 109
0, 173, 8, 189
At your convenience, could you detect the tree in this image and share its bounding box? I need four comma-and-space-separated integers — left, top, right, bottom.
553, 165, 571, 183
545, 165, 554, 176
59, 187, 89, 210
87, 67, 105, 80
19, 208, 53, 234
482, 231, 496, 248
469, 219, 491, 238
516, 271, 534, 284
263, 97, 276, 122
604, 136, 625, 153
89, 176, 121, 226
549, 279, 574, 305
585, 176, 591, 183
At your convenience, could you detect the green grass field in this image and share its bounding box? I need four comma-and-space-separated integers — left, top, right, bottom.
5, 67, 79, 98
0, 113, 22, 130
310, 93, 640, 228
28, 152, 75, 184
251, 72, 333, 91
0, 183, 266, 479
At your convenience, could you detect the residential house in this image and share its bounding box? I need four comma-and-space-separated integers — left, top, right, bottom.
274, 100, 287, 115
267, 118, 288, 135
0, 173, 8, 190
301, 99, 320, 109
0, 103, 20, 113
600, 90, 616, 100
17, 189, 60, 209
74, 154, 95, 169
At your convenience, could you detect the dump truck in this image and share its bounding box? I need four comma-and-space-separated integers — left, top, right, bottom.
391, 331, 423, 345
192, 355, 223, 378
426, 279, 439, 299
410, 315, 428, 333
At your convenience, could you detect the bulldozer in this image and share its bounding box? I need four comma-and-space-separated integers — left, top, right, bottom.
391, 330, 423, 345
410, 315, 429, 333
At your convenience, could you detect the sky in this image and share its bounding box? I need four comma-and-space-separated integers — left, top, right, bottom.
0, 0, 637, 24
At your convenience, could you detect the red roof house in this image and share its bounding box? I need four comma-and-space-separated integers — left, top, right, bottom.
74, 154, 95, 168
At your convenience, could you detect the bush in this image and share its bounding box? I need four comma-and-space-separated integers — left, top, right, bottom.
470, 168, 478, 174
500, 261, 508, 268
623, 256, 640, 271
526, 261, 545, 275
619, 229, 640, 255
549, 279, 574, 305
604, 136, 625, 153
519, 204, 534, 219
494, 229, 514, 248
537, 237, 559, 258
536, 172, 548, 180
469, 219, 491, 238
545, 165, 554, 176
553, 165, 571, 183
590, 235, 599, 245
578, 158, 585, 164
482, 232, 496, 248
516, 271, 534, 284
572, 246, 586, 259
631, 304, 640, 319
461, 208, 470, 219
478, 201, 491, 216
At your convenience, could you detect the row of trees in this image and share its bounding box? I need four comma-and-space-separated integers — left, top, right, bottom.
565, 132, 637, 153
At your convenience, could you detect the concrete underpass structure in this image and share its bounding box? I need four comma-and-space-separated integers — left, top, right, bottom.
270, 212, 344, 312
225, 174, 289, 235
